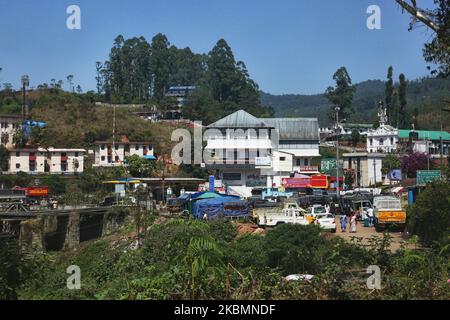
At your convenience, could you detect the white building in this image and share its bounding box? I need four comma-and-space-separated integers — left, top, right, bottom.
93, 141, 154, 167
343, 152, 385, 187
367, 105, 398, 153
204, 110, 320, 195
0, 114, 21, 148
9, 148, 85, 174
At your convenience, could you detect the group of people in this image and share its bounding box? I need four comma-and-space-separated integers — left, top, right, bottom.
340, 212, 357, 233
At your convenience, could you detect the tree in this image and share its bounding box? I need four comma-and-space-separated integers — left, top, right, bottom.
76, 85, 82, 94
409, 181, 450, 246
0, 145, 9, 171
325, 67, 355, 121
395, 0, 450, 77
150, 33, 172, 101
400, 152, 429, 178
66, 75, 74, 92
385, 66, 395, 125
351, 128, 360, 147
382, 154, 401, 175
125, 154, 160, 177
398, 74, 408, 129
95, 61, 104, 95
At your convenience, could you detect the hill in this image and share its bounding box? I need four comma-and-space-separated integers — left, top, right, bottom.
261, 77, 450, 130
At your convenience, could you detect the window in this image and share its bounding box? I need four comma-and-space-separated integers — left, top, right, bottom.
379, 138, 384, 146
390, 137, 394, 145
101, 145, 105, 150
370, 138, 373, 146
101, 156, 105, 161
15, 163, 20, 169
304, 158, 309, 166
296, 158, 301, 166
16, 152, 20, 157
135, 145, 139, 150
280, 157, 286, 161
75, 152, 79, 157
222, 173, 242, 181
115, 144, 119, 150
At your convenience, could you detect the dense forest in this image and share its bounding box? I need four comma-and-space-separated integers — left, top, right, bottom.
261, 77, 450, 130
95, 34, 273, 124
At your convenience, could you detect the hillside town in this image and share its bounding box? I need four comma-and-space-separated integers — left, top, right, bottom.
0, 0, 449, 304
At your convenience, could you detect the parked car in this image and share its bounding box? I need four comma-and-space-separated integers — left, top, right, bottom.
314, 213, 337, 233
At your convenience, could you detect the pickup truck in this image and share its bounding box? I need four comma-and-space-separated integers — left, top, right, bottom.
373, 196, 406, 231
252, 202, 312, 227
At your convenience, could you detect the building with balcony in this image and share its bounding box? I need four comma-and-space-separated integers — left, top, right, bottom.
0, 114, 21, 148
93, 141, 155, 167
398, 129, 450, 157
204, 110, 320, 195
8, 148, 85, 174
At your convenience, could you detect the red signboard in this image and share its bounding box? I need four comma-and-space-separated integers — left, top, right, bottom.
27, 186, 49, 197
282, 177, 311, 188
310, 175, 329, 189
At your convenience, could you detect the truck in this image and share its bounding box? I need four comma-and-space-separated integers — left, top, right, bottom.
252, 202, 312, 227
373, 196, 406, 232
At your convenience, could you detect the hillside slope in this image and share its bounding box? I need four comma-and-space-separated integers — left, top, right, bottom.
261, 77, 450, 130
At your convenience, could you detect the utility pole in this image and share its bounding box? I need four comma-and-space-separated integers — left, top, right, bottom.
21, 75, 29, 120
335, 106, 340, 199
373, 158, 377, 187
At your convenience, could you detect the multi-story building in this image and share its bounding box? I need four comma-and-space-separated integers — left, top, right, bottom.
343, 152, 386, 187
0, 114, 22, 148
204, 110, 320, 195
9, 148, 85, 174
93, 141, 155, 167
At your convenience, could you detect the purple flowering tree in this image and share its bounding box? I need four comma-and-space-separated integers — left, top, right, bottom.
400, 152, 430, 178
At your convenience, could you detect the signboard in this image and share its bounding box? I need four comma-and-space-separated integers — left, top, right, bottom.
321, 159, 337, 172
282, 177, 311, 188
298, 166, 319, 172
255, 157, 272, 167
388, 169, 402, 181
27, 186, 49, 197
311, 175, 329, 189
209, 176, 215, 192
416, 170, 441, 185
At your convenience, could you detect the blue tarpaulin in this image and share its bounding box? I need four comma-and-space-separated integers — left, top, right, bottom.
192, 196, 249, 220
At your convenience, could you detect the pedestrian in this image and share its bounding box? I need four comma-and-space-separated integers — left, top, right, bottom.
367, 207, 374, 227
340, 214, 348, 232
330, 203, 336, 215
350, 213, 357, 233
203, 212, 208, 221
325, 204, 330, 213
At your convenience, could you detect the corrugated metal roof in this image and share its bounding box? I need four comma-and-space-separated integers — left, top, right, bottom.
208, 110, 269, 128
260, 118, 319, 141
398, 129, 450, 141
208, 110, 320, 141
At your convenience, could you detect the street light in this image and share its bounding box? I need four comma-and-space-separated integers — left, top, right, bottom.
335, 106, 341, 199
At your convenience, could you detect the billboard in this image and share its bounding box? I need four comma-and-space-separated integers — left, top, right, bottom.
311, 175, 329, 189
282, 177, 311, 188
416, 170, 441, 185
27, 186, 49, 197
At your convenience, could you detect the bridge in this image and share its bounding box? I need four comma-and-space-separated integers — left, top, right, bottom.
0, 206, 129, 251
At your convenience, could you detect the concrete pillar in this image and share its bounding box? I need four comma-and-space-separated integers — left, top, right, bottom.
19, 218, 44, 251
64, 211, 80, 250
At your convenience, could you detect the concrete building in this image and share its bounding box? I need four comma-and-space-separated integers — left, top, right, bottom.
9, 148, 85, 174
0, 114, 21, 148
398, 129, 450, 157
93, 141, 154, 167
366, 104, 398, 153
204, 110, 320, 195
343, 152, 385, 187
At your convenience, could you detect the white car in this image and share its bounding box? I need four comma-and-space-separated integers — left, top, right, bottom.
307, 205, 328, 218
314, 213, 337, 232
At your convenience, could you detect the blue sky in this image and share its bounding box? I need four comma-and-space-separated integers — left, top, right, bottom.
0, 0, 437, 95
